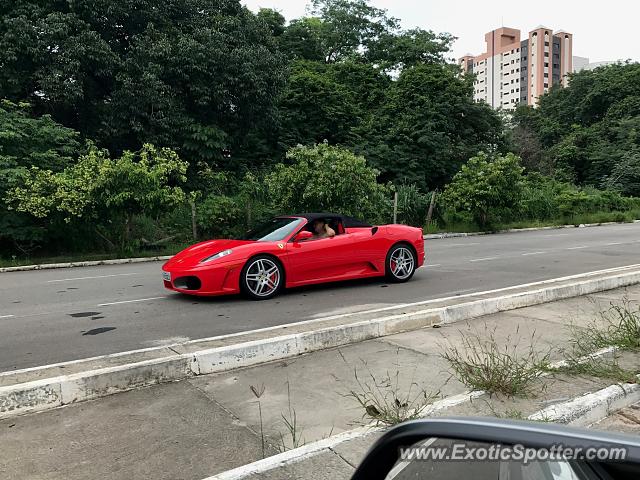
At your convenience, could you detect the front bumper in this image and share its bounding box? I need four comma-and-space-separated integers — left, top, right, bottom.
162, 260, 243, 296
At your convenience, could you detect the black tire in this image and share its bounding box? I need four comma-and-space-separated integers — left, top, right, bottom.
240, 255, 284, 300
385, 243, 417, 283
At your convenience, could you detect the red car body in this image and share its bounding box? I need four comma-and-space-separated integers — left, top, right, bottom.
162, 213, 425, 297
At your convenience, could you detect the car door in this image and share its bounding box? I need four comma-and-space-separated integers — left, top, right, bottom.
284, 227, 355, 285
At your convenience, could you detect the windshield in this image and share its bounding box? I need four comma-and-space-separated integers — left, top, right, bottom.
240, 217, 304, 242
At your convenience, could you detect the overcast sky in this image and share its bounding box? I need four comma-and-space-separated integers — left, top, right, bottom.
242, 0, 638, 63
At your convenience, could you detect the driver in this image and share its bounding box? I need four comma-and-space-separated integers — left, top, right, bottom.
311, 218, 336, 240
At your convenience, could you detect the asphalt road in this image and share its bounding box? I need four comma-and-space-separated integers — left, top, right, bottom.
1, 223, 639, 371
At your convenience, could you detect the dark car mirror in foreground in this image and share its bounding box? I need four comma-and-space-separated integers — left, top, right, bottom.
351, 417, 640, 480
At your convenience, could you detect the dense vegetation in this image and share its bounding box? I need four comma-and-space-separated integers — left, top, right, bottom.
1, 0, 639, 262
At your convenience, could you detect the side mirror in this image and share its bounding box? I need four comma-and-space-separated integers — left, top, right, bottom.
351, 417, 640, 480
294, 230, 314, 242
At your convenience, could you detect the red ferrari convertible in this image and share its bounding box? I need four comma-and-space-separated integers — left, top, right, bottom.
162, 213, 425, 300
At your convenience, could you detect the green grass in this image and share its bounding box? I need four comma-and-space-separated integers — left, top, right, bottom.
553, 358, 639, 383
548, 298, 640, 383
440, 325, 551, 397
568, 299, 640, 355
0, 242, 189, 268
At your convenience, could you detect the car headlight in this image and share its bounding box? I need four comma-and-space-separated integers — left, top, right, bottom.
200, 249, 233, 264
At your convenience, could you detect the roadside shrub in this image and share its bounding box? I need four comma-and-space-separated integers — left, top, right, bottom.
198, 195, 245, 239
265, 143, 392, 224
442, 152, 524, 228
396, 184, 431, 227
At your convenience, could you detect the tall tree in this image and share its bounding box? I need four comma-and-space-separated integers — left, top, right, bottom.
309, 0, 398, 63
0, 0, 286, 170
511, 63, 640, 185
358, 64, 504, 190
0, 100, 80, 253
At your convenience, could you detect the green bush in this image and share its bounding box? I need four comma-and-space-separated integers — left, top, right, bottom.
198, 195, 245, 239
442, 152, 524, 228
265, 143, 392, 223
395, 184, 431, 227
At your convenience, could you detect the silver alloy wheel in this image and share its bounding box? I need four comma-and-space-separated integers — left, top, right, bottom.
389, 247, 415, 280
245, 258, 281, 297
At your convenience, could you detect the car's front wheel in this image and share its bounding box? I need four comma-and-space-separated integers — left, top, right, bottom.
240, 255, 284, 300
385, 244, 417, 283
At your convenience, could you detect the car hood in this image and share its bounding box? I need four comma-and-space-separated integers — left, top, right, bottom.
164, 239, 255, 268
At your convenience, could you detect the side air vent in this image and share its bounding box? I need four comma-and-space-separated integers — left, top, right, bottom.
371, 227, 379, 235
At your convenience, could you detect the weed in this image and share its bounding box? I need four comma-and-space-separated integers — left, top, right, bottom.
551, 298, 640, 383
249, 383, 267, 458
440, 324, 550, 397
554, 356, 639, 384
346, 354, 439, 426
276, 381, 306, 452
567, 299, 640, 357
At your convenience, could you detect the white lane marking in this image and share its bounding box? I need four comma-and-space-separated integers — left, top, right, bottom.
567, 246, 588, 250
426, 264, 441, 267
98, 296, 166, 307
48, 273, 139, 283
522, 251, 545, 256
5, 263, 640, 378
543, 233, 569, 237
444, 242, 480, 247
469, 256, 499, 262
606, 242, 623, 246
0, 315, 14, 319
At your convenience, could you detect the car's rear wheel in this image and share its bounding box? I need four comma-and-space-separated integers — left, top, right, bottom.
240, 255, 284, 300
385, 244, 417, 283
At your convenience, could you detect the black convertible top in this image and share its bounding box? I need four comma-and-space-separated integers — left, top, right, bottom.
286, 213, 372, 228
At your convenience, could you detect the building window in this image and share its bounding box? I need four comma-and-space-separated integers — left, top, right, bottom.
544, 62, 549, 67
544, 52, 549, 57
545, 41, 550, 46
544, 73, 549, 78
544, 83, 549, 88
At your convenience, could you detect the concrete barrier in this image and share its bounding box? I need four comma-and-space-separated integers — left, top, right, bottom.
0, 255, 173, 273
529, 378, 640, 426
2, 265, 640, 419
204, 352, 637, 480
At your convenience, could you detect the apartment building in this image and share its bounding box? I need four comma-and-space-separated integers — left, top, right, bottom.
459, 26, 573, 109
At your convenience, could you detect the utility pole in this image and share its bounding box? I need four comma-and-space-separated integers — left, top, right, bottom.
393, 192, 398, 224
426, 190, 437, 226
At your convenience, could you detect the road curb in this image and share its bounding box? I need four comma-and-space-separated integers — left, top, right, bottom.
202, 351, 628, 479
2, 266, 640, 419
205, 390, 485, 480
424, 219, 640, 240
0, 255, 173, 273
528, 378, 640, 426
